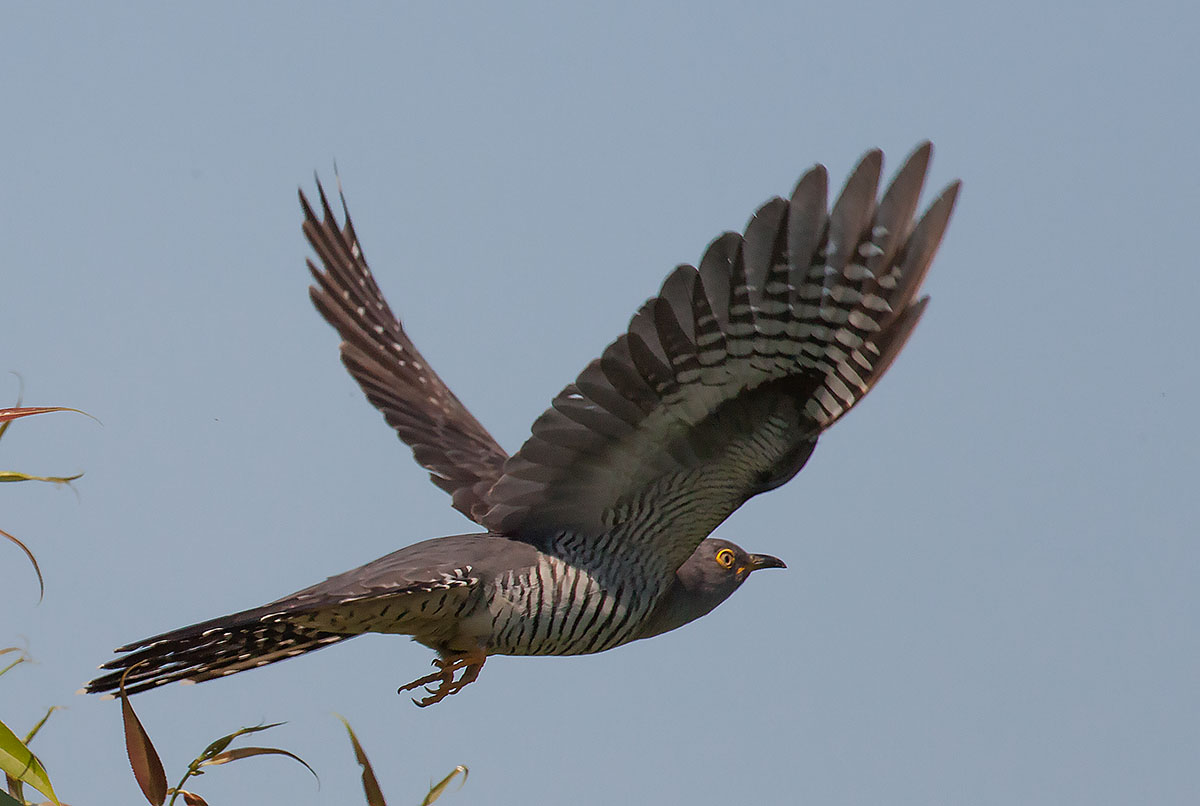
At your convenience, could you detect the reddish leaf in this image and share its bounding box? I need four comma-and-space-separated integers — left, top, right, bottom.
0, 407, 88, 425
0, 527, 44, 602
119, 670, 167, 805
178, 790, 209, 806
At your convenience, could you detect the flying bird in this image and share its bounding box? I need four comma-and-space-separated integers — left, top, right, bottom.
88, 143, 959, 706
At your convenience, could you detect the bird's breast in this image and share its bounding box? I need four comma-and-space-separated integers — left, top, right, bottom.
484, 548, 663, 657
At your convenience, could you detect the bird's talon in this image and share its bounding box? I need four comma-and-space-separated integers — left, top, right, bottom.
398, 652, 486, 707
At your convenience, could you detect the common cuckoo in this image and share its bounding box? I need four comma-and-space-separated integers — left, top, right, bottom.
88, 144, 958, 706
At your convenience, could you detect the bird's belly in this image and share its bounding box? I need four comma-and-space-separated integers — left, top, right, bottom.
484, 554, 659, 657
299, 587, 478, 646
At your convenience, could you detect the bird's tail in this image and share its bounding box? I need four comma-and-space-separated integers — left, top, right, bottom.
84, 605, 349, 696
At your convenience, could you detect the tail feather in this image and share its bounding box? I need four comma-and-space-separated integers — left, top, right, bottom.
85, 607, 349, 696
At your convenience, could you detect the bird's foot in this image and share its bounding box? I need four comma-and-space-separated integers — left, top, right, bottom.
398, 650, 487, 707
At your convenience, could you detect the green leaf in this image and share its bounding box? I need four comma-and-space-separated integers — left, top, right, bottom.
422, 766, 468, 806
196, 722, 285, 762
24, 706, 63, 745
336, 715, 386, 806
0, 786, 23, 806
0, 648, 28, 679
0, 718, 58, 804
0, 471, 83, 484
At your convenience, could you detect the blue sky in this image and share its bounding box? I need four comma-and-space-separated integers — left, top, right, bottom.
2, 3, 1197, 804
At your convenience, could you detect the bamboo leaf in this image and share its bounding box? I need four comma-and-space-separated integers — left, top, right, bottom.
0, 471, 83, 485
201, 746, 318, 782
0, 378, 24, 441
119, 670, 167, 805
23, 707, 62, 745
0, 407, 88, 425
0, 527, 44, 602
0, 648, 29, 679
336, 715, 386, 806
197, 722, 285, 762
0, 718, 58, 804
421, 766, 468, 806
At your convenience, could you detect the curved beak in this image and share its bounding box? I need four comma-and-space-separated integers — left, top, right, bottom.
747, 553, 787, 571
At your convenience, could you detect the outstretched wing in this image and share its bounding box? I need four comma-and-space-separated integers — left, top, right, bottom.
302, 183, 509, 523
483, 144, 959, 577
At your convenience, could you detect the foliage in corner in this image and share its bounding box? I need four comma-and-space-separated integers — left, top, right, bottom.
118, 672, 316, 806
0, 648, 62, 805
1, 392, 473, 804
0, 403, 91, 602
0, 397, 87, 805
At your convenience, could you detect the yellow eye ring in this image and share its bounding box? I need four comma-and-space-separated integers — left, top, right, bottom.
715, 548, 736, 569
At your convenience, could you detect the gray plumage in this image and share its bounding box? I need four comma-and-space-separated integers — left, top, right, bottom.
87, 143, 958, 705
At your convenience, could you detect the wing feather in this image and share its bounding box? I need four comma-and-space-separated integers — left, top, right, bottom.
483, 145, 958, 578
301, 182, 510, 524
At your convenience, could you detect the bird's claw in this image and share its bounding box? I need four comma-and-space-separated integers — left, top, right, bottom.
398, 651, 486, 707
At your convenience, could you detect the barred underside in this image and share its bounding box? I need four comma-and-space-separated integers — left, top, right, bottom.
486, 551, 655, 657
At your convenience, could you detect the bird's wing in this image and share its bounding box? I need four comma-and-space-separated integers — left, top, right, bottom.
483, 144, 959, 577
302, 183, 510, 524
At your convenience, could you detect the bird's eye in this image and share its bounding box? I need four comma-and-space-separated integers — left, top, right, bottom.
715, 548, 736, 569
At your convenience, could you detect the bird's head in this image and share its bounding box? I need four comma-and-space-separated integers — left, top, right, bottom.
635, 538, 786, 640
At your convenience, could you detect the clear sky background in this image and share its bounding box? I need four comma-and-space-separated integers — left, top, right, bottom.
2, 3, 1196, 804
